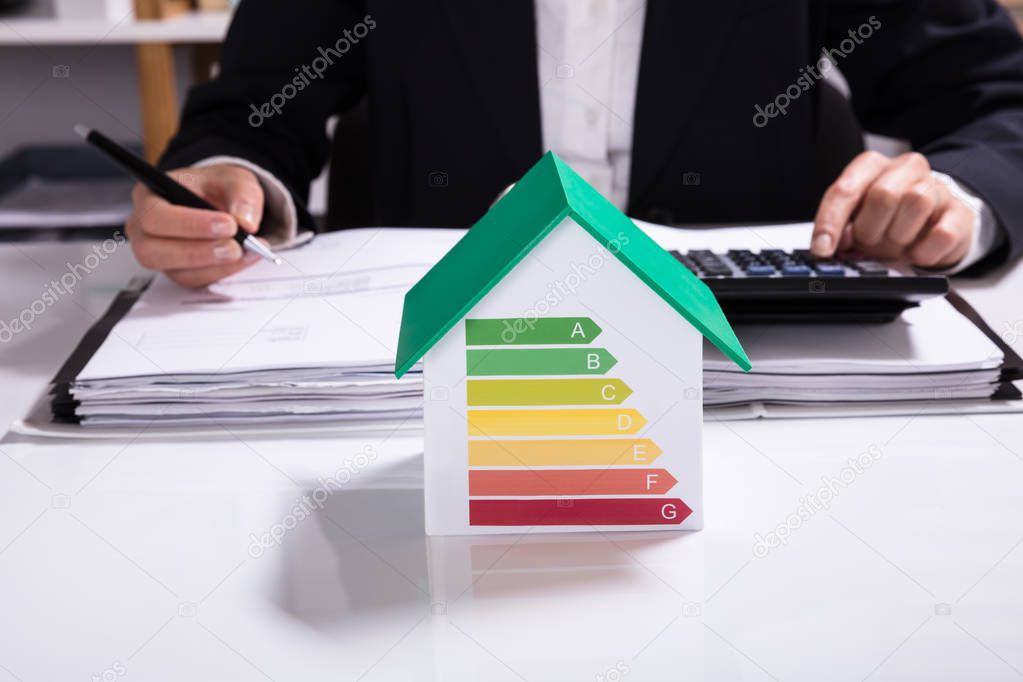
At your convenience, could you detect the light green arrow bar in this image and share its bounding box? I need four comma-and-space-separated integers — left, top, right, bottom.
466, 378, 633, 406
465, 317, 602, 345
466, 348, 617, 376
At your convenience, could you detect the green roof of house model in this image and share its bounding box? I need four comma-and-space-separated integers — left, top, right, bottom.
394, 151, 751, 378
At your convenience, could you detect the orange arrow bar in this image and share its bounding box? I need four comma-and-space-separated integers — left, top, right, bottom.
468, 468, 678, 496
468, 408, 647, 436
468, 438, 662, 466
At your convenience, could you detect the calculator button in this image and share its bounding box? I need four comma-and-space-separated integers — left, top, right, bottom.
745, 264, 776, 276
815, 263, 846, 277
853, 261, 889, 277
702, 265, 733, 276
781, 264, 813, 277
728, 250, 755, 264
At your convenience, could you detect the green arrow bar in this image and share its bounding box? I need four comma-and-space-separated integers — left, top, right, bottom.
466, 378, 633, 406
466, 348, 617, 376
465, 317, 602, 346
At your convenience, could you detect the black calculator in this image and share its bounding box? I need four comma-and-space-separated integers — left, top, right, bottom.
670, 248, 949, 323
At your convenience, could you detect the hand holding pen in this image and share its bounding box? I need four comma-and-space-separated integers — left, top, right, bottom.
76, 126, 282, 289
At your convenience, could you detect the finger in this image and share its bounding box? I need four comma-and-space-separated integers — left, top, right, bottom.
851, 152, 931, 248
132, 235, 244, 271
172, 166, 264, 234
933, 231, 971, 269
124, 207, 144, 244
134, 197, 238, 240
166, 253, 262, 289
886, 177, 948, 247
907, 203, 973, 268
861, 237, 906, 261
837, 223, 855, 252
812, 151, 892, 257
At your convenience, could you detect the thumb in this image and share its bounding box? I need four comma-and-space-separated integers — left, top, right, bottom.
228, 190, 264, 235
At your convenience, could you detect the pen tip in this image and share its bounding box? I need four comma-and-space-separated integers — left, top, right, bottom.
273, 257, 283, 266
73, 124, 91, 139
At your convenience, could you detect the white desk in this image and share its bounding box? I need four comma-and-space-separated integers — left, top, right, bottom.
1, 240, 1022, 682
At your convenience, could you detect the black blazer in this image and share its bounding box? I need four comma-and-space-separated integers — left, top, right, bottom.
162, 0, 1023, 274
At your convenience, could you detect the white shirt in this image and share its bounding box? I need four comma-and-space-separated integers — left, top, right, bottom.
535, 0, 645, 210
209, 0, 999, 273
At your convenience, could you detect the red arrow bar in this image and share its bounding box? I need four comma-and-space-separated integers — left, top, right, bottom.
468, 469, 678, 496
469, 498, 692, 526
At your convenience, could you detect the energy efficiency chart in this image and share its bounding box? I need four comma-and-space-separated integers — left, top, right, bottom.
463, 316, 691, 527
398, 153, 750, 535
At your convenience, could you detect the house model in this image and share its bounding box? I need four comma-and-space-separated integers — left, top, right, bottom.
395, 152, 751, 535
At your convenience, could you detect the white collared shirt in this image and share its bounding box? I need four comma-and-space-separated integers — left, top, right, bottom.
535, 0, 645, 210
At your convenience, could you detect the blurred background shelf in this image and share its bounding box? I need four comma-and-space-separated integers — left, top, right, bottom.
0, 0, 231, 161
0, 11, 229, 45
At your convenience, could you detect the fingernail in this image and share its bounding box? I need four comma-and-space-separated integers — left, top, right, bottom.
233, 202, 257, 230
242, 253, 261, 264
811, 232, 834, 256
210, 219, 235, 237
214, 243, 239, 262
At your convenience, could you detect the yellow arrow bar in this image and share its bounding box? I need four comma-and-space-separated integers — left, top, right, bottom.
468, 438, 663, 466
466, 378, 632, 406
467, 408, 647, 436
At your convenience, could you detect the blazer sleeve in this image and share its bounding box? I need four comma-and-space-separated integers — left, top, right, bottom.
828, 0, 1023, 273
159, 0, 371, 228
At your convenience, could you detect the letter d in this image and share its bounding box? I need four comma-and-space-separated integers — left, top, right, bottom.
247, 533, 264, 558
752, 104, 770, 128
248, 103, 264, 128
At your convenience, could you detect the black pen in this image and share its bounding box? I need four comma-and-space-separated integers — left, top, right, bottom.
74, 124, 282, 265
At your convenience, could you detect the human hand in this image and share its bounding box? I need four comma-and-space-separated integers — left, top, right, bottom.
811, 151, 974, 268
125, 164, 266, 288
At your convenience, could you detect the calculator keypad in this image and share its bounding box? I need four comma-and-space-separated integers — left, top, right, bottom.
676, 249, 893, 279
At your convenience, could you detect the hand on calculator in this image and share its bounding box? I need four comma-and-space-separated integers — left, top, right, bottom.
811, 151, 975, 269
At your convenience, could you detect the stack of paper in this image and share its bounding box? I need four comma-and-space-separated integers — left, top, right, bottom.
63, 225, 1011, 428
635, 220, 1007, 406
702, 302, 1004, 405
66, 229, 459, 427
